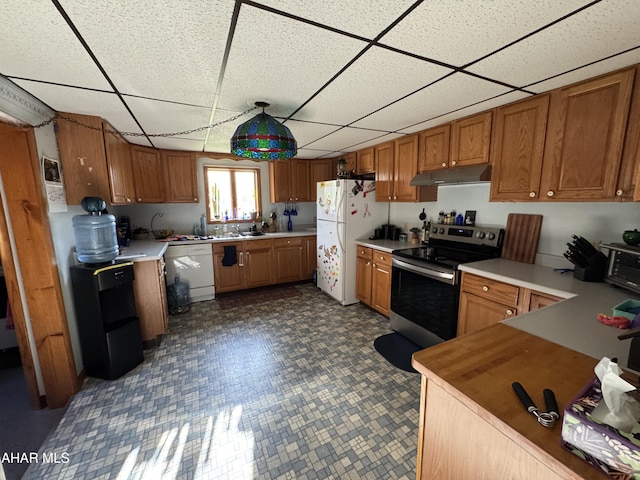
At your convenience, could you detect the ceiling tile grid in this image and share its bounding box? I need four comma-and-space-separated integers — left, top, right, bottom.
467, 0, 640, 87
378, 0, 593, 67
57, 0, 235, 106
291, 45, 452, 125
0, 0, 110, 90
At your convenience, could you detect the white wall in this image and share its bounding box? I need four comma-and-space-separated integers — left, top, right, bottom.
389, 183, 640, 267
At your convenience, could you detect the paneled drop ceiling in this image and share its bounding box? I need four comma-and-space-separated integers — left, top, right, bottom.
1, 0, 639, 158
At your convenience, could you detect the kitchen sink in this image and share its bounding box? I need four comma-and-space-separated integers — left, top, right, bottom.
240, 231, 265, 237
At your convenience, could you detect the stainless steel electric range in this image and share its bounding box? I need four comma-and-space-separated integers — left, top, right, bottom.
390, 223, 504, 348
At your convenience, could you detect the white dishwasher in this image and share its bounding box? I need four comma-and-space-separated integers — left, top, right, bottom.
165, 244, 215, 302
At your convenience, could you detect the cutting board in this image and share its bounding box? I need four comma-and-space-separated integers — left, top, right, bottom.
501, 214, 543, 264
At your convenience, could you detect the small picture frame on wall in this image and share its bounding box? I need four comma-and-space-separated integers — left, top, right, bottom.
464, 210, 476, 226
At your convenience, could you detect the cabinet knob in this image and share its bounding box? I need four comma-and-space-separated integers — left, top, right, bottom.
367, 261, 371, 266
451, 160, 456, 166
361, 250, 365, 254
529, 192, 536, 198
137, 198, 142, 202
482, 285, 489, 292
380, 256, 385, 261
546, 191, 554, 197
194, 197, 198, 201
506, 309, 514, 316
616, 189, 623, 197
441, 162, 447, 167
393, 195, 397, 200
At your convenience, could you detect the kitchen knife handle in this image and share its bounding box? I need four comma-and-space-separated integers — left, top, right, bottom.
512, 382, 537, 412
543, 389, 559, 418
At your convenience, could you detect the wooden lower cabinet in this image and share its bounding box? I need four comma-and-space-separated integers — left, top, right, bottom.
133, 258, 169, 347
274, 237, 303, 283
214, 236, 316, 293
355, 246, 391, 316
458, 272, 564, 336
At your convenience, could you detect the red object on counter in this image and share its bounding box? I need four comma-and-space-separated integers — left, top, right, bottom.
596, 313, 631, 329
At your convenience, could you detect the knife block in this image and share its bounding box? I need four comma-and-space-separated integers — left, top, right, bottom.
573, 251, 607, 282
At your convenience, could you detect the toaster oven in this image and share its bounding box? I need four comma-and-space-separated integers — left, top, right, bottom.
603, 243, 640, 294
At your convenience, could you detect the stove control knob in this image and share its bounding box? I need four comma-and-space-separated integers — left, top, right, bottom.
432, 227, 438, 234
487, 232, 496, 240
476, 231, 486, 239
438, 227, 445, 234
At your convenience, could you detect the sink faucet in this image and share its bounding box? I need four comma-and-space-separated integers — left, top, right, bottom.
234, 224, 241, 234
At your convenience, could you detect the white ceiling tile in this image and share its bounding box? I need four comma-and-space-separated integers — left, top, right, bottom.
123, 97, 211, 144
379, 0, 591, 66
526, 49, 640, 94
398, 91, 530, 133
150, 137, 204, 151
295, 147, 338, 159
282, 120, 343, 148
57, 0, 234, 105
293, 46, 452, 125
251, 0, 416, 38
344, 132, 404, 150
12, 79, 143, 134
467, 0, 640, 87
303, 126, 395, 151
217, 4, 367, 115
0, 0, 110, 89
352, 73, 510, 131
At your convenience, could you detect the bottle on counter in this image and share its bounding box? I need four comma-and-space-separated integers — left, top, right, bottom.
422, 221, 430, 243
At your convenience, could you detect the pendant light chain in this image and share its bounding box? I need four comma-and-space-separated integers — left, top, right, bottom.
0, 106, 258, 137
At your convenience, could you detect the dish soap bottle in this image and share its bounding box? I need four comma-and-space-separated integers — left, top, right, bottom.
422, 220, 430, 243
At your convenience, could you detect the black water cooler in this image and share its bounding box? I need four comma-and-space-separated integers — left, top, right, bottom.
70, 262, 143, 380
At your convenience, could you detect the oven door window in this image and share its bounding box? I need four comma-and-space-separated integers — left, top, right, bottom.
391, 266, 459, 341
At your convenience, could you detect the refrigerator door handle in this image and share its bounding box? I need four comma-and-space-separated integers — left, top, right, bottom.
335, 183, 345, 254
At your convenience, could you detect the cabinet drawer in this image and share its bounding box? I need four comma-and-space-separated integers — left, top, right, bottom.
357, 246, 373, 260
273, 237, 301, 248
213, 241, 241, 254
461, 273, 519, 307
373, 250, 391, 266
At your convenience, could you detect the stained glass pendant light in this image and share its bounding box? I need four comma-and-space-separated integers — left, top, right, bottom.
230, 101, 297, 160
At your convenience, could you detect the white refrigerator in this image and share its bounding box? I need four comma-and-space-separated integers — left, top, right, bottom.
316, 179, 388, 305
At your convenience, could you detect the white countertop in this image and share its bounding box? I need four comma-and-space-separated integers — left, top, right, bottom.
355, 238, 414, 253
459, 258, 640, 372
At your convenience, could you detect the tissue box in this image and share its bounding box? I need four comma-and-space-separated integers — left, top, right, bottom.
561, 377, 640, 478
613, 299, 640, 321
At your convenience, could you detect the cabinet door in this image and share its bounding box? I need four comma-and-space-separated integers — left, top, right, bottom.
131, 146, 165, 203
528, 291, 562, 312
371, 252, 391, 316
343, 152, 357, 175
450, 111, 492, 167
309, 160, 332, 202
244, 240, 273, 288
619, 66, 640, 201
162, 151, 198, 203
213, 243, 244, 292
291, 159, 311, 201
458, 291, 517, 336
157, 257, 169, 331
302, 236, 317, 280
269, 159, 292, 203
490, 96, 550, 201
375, 142, 395, 201
357, 147, 375, 174
273, 238, 303, 283
356, 256, 372, 305
103, 122, 135, 205
133, 259, 167, 344
55, 113, 110, 204
540, 69, 634, 200
418, 124, 450, 172
394, 134, 420, 202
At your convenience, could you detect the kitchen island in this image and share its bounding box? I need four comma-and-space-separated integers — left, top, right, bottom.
412, 257, 640, 479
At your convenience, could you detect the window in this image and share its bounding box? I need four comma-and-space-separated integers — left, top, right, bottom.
204, 166, 261, 223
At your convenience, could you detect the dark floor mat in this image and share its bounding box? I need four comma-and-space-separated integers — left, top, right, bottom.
374, 333, 422, 373
0, 346, 21, 369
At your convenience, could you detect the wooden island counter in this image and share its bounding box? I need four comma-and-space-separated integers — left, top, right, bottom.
411, 323, 611, 480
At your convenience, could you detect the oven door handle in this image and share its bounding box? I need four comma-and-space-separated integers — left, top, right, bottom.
392, 258, 456, 284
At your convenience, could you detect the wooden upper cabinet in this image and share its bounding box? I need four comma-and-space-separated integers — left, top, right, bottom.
619, 66, 640, 201
55, 112, 110, 204
375, 142, 394, 201
418, 124, 450, 172
131, 145, 165, 203
269, 159, 311, 203
489, 95, 550, 201
103, 122, 135, 205
291, 159, 311, 201
450, 111, 492, 167
343, 152, 356, 175
162, 150, 198, 203
394, 134, 421, 202
540, 68, 634, 201
356, 147, 375, 174
309, 159, 333, 201
269, 160, 291, 203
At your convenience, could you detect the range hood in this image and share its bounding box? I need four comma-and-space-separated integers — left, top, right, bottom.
410, 164, 492, 186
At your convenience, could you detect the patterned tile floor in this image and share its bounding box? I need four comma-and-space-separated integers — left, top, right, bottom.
23, 284, 420, 479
